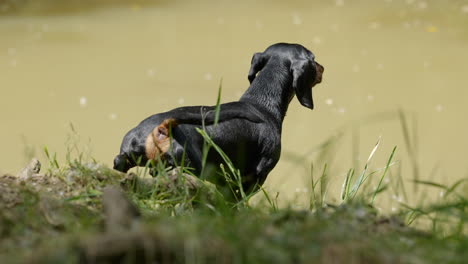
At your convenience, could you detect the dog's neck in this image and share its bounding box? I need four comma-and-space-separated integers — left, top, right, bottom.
240, 57, 294, 125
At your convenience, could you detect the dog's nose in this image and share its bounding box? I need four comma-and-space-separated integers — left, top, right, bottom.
315, 61, 324, 84
316, 62, 324, 73
113, 154, 130, 173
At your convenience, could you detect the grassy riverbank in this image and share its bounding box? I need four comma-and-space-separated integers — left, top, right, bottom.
0, 146, 466, 263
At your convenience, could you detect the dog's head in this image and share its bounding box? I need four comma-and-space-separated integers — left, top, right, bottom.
248, 43, 324, 109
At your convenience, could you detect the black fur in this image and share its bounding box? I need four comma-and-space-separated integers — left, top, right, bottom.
114, 43, 324, 195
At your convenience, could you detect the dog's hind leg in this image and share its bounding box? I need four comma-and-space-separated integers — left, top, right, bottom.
242, 157, 277, 193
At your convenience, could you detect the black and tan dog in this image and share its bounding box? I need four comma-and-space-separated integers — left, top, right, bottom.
114, 43, 324, 194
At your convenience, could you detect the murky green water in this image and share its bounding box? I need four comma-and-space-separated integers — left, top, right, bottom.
1, 0, 468, 205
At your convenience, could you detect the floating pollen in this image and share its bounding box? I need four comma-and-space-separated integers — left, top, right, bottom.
79, 96, 88, 107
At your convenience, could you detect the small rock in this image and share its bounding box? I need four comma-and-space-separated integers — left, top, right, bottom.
17, 158, 41, 180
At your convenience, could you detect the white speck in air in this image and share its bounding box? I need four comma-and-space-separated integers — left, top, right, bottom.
337, 107, 346, 114
313, 36, 322, 45
377, 63, 384, 70
204, 73, 213, 81
369, 21, 380, 30
7, 48, 16, 56
435, 104, 443, 112
367, 95, 375, 101
10, 59, 17, 67
392, 195, 403, 202
79, 97, 87, 107
417, 1, 428, 9
352, 64, 360, 73
325, 98, 333, 105
292, 13, 302, 25
255, 20, 264, 30
178, 97, 185, 105
335, 0, 344, 7
109, 113, 118, 120
462, 5, 468, 14
147, 68, 156, 77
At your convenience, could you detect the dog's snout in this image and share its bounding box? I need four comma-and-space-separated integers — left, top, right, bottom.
316, 62, 324, 73
314, 61, 324, 84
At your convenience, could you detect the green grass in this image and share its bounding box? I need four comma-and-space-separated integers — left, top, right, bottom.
0, 150, 466, 263
0, 153, 466, 263
0, 120, 466, 264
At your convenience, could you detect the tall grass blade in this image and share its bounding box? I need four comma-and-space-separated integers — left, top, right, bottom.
349, 137, 381, 199
320, 164, 328, 207
309, 162, 316, 210
371, 146, 397, 204
413, 180, 447, 190
341, 168, 354, 201
444, 178, 468, 198
214, 78, 223, 125
259, 186, 277, 211
398, 110, 420, 191
200, 80, 223, 178
196, 128, 247, 201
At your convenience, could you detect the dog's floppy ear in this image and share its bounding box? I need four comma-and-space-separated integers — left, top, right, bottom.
248, 52, 269, 83
292, 59, 316, 109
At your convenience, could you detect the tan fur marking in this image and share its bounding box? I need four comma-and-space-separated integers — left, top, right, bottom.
145, 118, 178, 161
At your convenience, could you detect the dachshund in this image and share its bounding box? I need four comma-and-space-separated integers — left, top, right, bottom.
114, 43, 324, 196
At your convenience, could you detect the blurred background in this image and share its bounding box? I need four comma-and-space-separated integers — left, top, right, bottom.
1, 0, 467, 208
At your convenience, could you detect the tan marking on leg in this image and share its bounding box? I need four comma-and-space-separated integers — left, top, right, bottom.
145, 118, 178, 161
